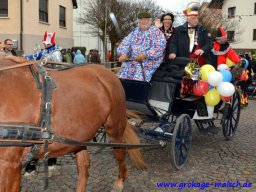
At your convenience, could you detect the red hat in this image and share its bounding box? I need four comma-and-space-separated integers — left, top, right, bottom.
216, 27, 227, 39
42, 31, 56, 45
183, 2, 199, 16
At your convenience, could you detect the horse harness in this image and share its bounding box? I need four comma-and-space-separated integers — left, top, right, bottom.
0, 60, 163, 189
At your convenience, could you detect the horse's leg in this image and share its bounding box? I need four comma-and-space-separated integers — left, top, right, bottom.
75, 149, 90, 192
112, 147, 127, 192
104, 120, 127, 191
0, 162, 22, 192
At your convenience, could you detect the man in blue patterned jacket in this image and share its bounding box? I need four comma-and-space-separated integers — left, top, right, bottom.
117, 12, 166, 82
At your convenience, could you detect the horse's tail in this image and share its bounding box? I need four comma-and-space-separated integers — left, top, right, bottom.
124, 111, 147, 169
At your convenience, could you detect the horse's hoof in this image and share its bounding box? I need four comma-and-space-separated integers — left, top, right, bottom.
48, 165, 58, 177
24, 170, 36, 180
111, 180, 124, 192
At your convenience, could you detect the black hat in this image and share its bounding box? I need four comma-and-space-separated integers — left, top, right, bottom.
137, 12, 151, 19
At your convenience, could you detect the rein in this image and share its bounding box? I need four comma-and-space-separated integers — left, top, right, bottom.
0, 59, 75, 72
0, 60, 41, 71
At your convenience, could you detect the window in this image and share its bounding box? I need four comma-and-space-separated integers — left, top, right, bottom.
39, 0, 48, 22
59, 6, 66, 27
254, 3, 256, 14
253, 29, 256, 41
228, 7, 236, 18
0, 0, 8, 17
227, 31, 235, 41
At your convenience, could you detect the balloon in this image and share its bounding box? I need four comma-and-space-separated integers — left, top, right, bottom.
217, 82, 235, 97
200, 64, 215, 81
204, 89, 221, 106
241, 58, 249, 69
217, 64, 229, 71
193, 81, 209, 96
207, 71, 223, 86
220, 70, 232, 82
221, 95, 232, 102
209, 85, 214, 90
226, 58, 234, 67
238, 70, 248, 81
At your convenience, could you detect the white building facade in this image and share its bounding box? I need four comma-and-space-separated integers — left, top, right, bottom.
221, 0, 256, 51
73, 0, 110, 58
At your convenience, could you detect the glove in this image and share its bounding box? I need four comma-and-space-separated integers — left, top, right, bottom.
119, 53, 128, 62
135, 53, 146, 62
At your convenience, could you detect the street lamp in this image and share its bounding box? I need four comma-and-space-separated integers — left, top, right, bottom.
104, 0, 110, 63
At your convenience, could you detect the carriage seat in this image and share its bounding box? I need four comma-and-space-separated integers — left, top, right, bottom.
151, 58, 188, 83
120, 79, 150, 103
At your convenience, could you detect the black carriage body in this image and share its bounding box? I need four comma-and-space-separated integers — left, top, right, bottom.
120, 58, 198, 120
117, 58, 241, 170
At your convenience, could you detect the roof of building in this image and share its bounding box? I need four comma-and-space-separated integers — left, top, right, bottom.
72, 0, 78, 9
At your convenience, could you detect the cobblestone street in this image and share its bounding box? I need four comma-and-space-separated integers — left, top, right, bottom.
21, 100, 256, 192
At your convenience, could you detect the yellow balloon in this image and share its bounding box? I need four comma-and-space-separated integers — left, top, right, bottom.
200, 64, 215, 81
226, 58, 234, 67
204, 89, 220, 106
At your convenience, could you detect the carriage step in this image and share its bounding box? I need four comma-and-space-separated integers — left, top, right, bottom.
199, 126, 219, 135
196, 119, 215, 124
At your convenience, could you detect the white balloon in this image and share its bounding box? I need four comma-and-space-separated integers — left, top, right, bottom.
207, 71, 223, 86
217, 64, 229, 71
217, 82, 235, 97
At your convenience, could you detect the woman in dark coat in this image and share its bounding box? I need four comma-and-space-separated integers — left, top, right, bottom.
159, 13, 175, 61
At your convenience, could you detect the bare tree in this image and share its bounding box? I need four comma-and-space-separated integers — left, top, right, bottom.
199, 3, 244, 43
76, 0, 162, 62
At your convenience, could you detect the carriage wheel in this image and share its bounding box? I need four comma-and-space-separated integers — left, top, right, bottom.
222, 90, 241, 140
170, 114, 192, 169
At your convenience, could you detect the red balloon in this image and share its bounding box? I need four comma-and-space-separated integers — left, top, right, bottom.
221, 95, 232, 101
193, 81, 209, 96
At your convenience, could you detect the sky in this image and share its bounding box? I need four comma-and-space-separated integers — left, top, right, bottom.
156, 0, 211, 12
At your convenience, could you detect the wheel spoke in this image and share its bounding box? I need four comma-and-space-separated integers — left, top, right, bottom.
175, 139, 182, 154
230, 120, 235, 132
233, 103, 238, 111
182, 143, 189, 153
181, 121, 186, 138
232, 115, 237, 122
179, 147, 184, 165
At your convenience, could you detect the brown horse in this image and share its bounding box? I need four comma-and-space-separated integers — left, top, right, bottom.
0, 56, 145, 192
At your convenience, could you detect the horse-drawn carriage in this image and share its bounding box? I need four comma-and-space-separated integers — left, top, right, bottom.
0, 56, 241, 191
96, 57, 241, 169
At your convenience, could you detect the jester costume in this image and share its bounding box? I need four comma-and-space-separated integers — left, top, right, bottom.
25, 45, 62, 62
25, 31, 62, 62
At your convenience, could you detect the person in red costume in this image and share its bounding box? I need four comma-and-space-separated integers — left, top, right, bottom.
212, 27, 241, 67
212, 27, 250, 106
